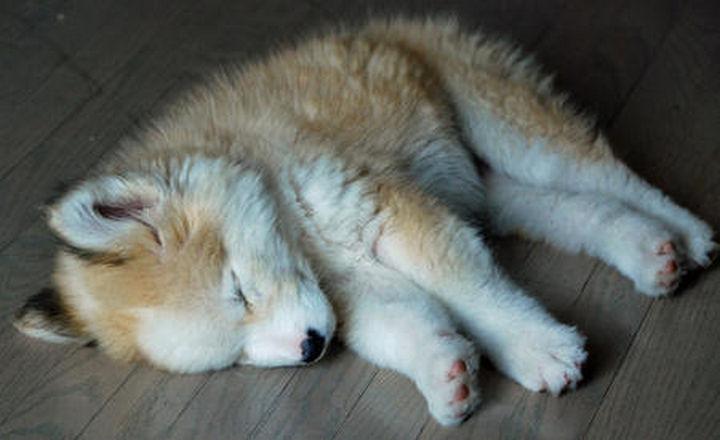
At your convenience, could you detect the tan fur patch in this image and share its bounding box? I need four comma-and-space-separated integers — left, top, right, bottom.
55, 208, 227, 360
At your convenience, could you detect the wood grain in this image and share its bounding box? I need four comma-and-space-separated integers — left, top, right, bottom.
251, 349, 378, 440
162, 367, 297, 440
0, 0, 213, 431
77, 367, 210, 440
0, 347, 135, 439
333, 369, 431, 440
586, 2, 720, 437
0, 0, 203, 250
0, 13, 97, 179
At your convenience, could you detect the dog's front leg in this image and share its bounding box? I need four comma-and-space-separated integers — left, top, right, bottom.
371, 186, 587, 395
340, 271, 480, 427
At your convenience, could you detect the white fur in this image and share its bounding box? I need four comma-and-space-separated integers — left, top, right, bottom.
136, 307, 247, 373
484, 174, 684, 295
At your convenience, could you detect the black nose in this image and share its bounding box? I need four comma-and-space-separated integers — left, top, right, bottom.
301, 328, 326, 363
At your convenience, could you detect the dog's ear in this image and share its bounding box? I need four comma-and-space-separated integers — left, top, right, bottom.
13, 288, 89, 343
47, 175, 163, 253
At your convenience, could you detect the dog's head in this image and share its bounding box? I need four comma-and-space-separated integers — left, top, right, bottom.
14, 157, 335, 373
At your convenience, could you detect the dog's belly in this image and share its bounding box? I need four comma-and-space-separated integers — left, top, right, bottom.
406, 138, 485, 221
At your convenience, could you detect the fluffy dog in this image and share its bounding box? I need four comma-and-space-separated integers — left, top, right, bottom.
14, 17, 716, 425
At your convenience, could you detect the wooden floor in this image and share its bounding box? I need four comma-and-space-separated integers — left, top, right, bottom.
1, 0, 719, 438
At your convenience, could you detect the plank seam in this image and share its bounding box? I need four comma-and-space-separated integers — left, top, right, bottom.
603, 3, 683, 129
248, 369, 300, 440
0, 73, 184, 255
0, 345, 83, 427
329, 367, 380, 440
579, 302, 654, 438
569, 261, 600, 310
72, 364, 140, 440
0, 88, 101, 184
577, 6, 686, 434
159, 372, 216, 437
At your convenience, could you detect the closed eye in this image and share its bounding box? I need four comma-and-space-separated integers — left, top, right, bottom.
235, 286, 246, 304
231, 271, 247, 305
232, 272, 250, 307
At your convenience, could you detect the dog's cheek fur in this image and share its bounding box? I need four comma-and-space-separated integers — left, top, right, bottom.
132, 307, 243, 372
48, 222, 229, 365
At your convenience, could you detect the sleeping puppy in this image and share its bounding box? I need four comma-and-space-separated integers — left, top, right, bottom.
14, 17, 716, 426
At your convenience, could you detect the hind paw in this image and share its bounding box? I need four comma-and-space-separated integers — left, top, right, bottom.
685, 235, 717, 269
629, 239, 687, 296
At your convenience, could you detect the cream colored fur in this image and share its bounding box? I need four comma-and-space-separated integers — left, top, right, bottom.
14, 17, 716, 426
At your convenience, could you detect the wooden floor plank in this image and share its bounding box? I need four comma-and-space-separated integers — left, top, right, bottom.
0, 0, 213, 427
585, 3, 720, 437
6, 0, 193, 85
586, 273, 720, 439
162, 368, 297, 440
0, 1, 207, 183
0, 347, 136, 440
76, 367, 210, 440
0, 219, 69, 421
0, 328, 80, 427
0, 14, 97, 179
248, 349, 377, 440
300, 0, 566, 48
0, 0, 203, 250
333, 369, 429, 440
0, 65, 189, 252
533, 0, 680, 124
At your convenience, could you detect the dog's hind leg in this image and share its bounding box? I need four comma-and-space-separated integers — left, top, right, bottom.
484, 173, 684, 296
438, 38, 716, 269
373, 18, 715, 268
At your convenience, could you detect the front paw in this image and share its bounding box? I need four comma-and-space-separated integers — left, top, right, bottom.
491, 323, 587, 395
416, 335, 481, 426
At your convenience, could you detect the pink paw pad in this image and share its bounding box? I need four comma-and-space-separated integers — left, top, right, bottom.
445, 361, 471, 404
658, 242, 675, 255
447, 360, 467, 381
651, 240, 685, 291
660, 259, 678, 274
453, 384, 470, 402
